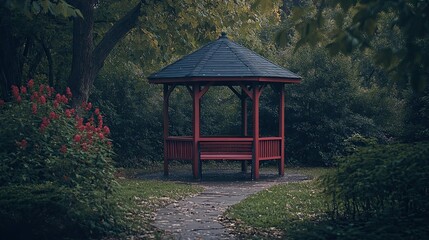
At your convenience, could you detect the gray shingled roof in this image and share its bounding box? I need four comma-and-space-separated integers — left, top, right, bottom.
148, 33, 301, 83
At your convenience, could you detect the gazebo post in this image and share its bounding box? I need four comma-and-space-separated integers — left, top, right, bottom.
163, 85, 169, 176
252, 84, 261, 180
192, 84, 201, 179
278, 84, 285, 176
241, 89, 248, 173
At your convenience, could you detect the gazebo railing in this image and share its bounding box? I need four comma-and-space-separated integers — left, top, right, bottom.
165, 136, 193, 160
259, 137, 282, 160
166, 136, 282, 161
199, 137, 253, 161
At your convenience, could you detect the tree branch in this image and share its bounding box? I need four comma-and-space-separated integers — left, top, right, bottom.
92, 1, 142, 74
41, 39, 55, 86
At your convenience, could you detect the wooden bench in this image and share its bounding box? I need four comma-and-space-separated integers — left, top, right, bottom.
198, 141, 253, 178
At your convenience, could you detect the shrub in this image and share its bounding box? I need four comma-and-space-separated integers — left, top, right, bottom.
0, 80, 118, 239
321, 142, 429, 238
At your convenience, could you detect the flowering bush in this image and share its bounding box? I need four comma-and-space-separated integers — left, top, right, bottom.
0, 80, 118, 238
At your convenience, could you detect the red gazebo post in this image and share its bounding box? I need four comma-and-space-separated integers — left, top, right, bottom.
163, 85, 169, 176
192, 84, 201, 179
252, 84, 261, 180
241, 88, 248, 172
279, 84, 285, 176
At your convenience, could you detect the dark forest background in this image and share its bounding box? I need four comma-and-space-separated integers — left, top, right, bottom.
1, 0, 428, 167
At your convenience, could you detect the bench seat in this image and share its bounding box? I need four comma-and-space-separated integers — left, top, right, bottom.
200, 154, 252, 160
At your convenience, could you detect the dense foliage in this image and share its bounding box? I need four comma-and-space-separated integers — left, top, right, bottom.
308, 142, 429, 239
284, 47, 377, 165
323, 142, 429, 221
0, 80, 118, 239
289, 0, 429, 90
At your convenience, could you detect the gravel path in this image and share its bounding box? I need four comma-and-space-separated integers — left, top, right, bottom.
141, 169, 309, 240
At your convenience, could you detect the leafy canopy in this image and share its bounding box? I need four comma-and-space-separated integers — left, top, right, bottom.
287, 0, 429, 90
2, 0, 82, 18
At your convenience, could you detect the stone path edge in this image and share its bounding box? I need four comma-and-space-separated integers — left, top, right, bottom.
138, 169, 309, 240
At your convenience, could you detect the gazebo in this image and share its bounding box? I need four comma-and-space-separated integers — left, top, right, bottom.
148, 33, 301, 180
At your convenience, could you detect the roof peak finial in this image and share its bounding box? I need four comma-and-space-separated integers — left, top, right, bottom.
219, 32, 228, 39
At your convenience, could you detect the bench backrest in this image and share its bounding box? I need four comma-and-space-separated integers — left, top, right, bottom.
199, 141, 253, 154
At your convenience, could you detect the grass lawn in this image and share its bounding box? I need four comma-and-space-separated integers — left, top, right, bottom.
224, 167, 332, 239
111, 171, 203, 239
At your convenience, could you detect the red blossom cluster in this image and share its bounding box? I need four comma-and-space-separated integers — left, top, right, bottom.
4, 79, 112, 155
16, 139, 28, 150
73, 105, 111, 151
11, 85, 22, 103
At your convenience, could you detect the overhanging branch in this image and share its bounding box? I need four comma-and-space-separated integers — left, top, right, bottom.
92, 1, 142, 74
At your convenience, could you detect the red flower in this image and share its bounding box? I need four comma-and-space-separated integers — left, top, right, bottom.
49, 111, 57, 120
75, 117, 85, 131
103, 126, 110, 135
60, 145, 67, 154
0, 99, 5, 107
39, 84, 45, 93
98, 133, 104, 139
32, 103, 37, 114
66, 87, 72, 98
27, 79, 34, 89
11, 85, 20, 101
17, 139, 28, 149
42, 117, 50, 125
20, 86, 27, 94
61, 95, 68, 104
39, 95, 46, 105
16, 96, 22, 103
97, 114, 103, 127
65, 109, 72, 118
46, 86, 55, 97
81, 143, 88, 151
85, 102, 92, 111
40, 117, 50, 132
31, 92, 39, 102
94, 108, 100, 115
53, 100, 59, 108
73, 134, 82, 142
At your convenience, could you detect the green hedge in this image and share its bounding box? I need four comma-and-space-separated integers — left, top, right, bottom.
320, 142, 429, 238
0, 183, 123, 239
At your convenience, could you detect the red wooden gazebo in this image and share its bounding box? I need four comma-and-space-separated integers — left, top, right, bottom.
148, 33, 301, 180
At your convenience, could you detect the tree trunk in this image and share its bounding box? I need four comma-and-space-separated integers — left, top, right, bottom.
68, 0, 142, 105
0, 10, 23, 99
41, 39, 55, 87
68, 0, 96, 105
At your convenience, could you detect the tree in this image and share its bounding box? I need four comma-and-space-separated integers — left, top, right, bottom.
1, 0, 280, 105
0, 0, 80, 98
283, 46, 380, 166
67, 0, 144, 104
288, 0, 429, 90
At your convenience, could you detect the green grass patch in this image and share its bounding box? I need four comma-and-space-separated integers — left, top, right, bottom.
225, 182, 327, 239
226, 164, 429, 239
227, 181, 325, 228
224, 168, 331, 239
112, 178, 203, 238
284, 167, 331, 179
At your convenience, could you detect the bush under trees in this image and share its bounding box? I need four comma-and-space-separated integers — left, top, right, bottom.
320, 142, 429, 239
0, 80, 120, 239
